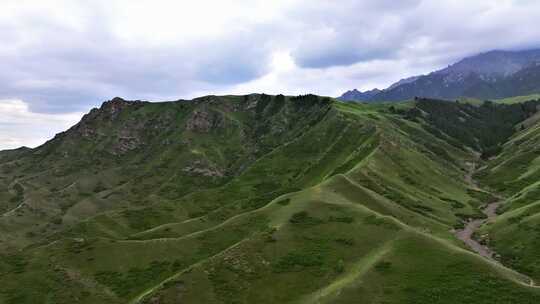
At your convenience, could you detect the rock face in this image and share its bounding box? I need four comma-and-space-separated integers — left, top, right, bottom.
185, 108, 225, 132
182, 160, 224, 177
42, 97, 149, 156
32, 94, 333, 167
99, 97, 138, 120
71, 97, 146, 139
113, 133, 141, 155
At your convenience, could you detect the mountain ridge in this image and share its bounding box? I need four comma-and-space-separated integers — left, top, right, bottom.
339, 48, 540, 102
337, 88, 382, 102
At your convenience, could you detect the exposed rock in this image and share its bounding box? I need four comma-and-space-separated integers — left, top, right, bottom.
113, 137, 141, 154
99, 97, 145, 120
67, 97, 146, 142
182, 160, 224, 177
185, 108, 224, 132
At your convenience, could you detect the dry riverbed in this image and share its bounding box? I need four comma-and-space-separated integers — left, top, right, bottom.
455, 201, 500, 260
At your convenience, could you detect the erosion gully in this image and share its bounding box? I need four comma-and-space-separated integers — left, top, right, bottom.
454, 162, 537, 287
455, 201, 500, 260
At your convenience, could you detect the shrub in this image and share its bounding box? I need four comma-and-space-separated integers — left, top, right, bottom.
375, 261, 392, 273
335, 259, 345, 273
289, 211, 323, 225
277, 198, 291, 206
335, 238, 354, 246
273, 251, 324, 273
328, 216, 354, 223
51, 217, 63, 225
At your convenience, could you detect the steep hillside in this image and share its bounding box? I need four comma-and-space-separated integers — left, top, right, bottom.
475, 106, 540, 281
402, 98, 540, 158
2, 95, 540, 303
375, 63, 540, 102
0, 94, 333, 249
437, 49, 540, 78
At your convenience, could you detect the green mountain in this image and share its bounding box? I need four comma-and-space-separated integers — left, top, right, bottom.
2, 94, 540, 303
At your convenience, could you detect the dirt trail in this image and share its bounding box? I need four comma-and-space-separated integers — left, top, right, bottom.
456, 161, 502, 260
454, 199, 540, 287
455, 161, 538, 287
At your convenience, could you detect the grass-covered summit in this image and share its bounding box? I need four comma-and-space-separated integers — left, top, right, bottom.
2, 94, 540, 303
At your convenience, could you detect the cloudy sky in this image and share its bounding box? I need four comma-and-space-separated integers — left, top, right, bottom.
1, 0, 540, 150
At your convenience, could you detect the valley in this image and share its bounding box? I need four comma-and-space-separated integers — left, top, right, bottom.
4, 1, 540, 303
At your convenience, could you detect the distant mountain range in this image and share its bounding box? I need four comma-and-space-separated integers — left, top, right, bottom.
339, 49, 540, 102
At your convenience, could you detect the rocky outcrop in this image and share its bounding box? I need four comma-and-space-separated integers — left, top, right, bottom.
69, 97, 146, 139
113, 136, 141, 155
182, 160, 224, 177
185, 107, 225, 132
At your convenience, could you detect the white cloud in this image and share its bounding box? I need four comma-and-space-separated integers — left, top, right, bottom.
2, 0, 540, 109
0, 99, 82, 150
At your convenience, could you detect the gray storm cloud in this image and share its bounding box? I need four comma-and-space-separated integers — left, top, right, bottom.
1, 0, 540, 116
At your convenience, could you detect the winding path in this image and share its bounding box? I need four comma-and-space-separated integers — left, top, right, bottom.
455, 162, 538, 287
454, 200, 540, 287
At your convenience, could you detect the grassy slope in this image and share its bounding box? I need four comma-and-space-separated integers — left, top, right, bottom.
140, 102, 538, 303
477, 113, 540, 281
140, 178, 540, 304
496, 94, 540, 104
456, 94, 540, 106
1, 96, 540, 303
0, 94, 333, 249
